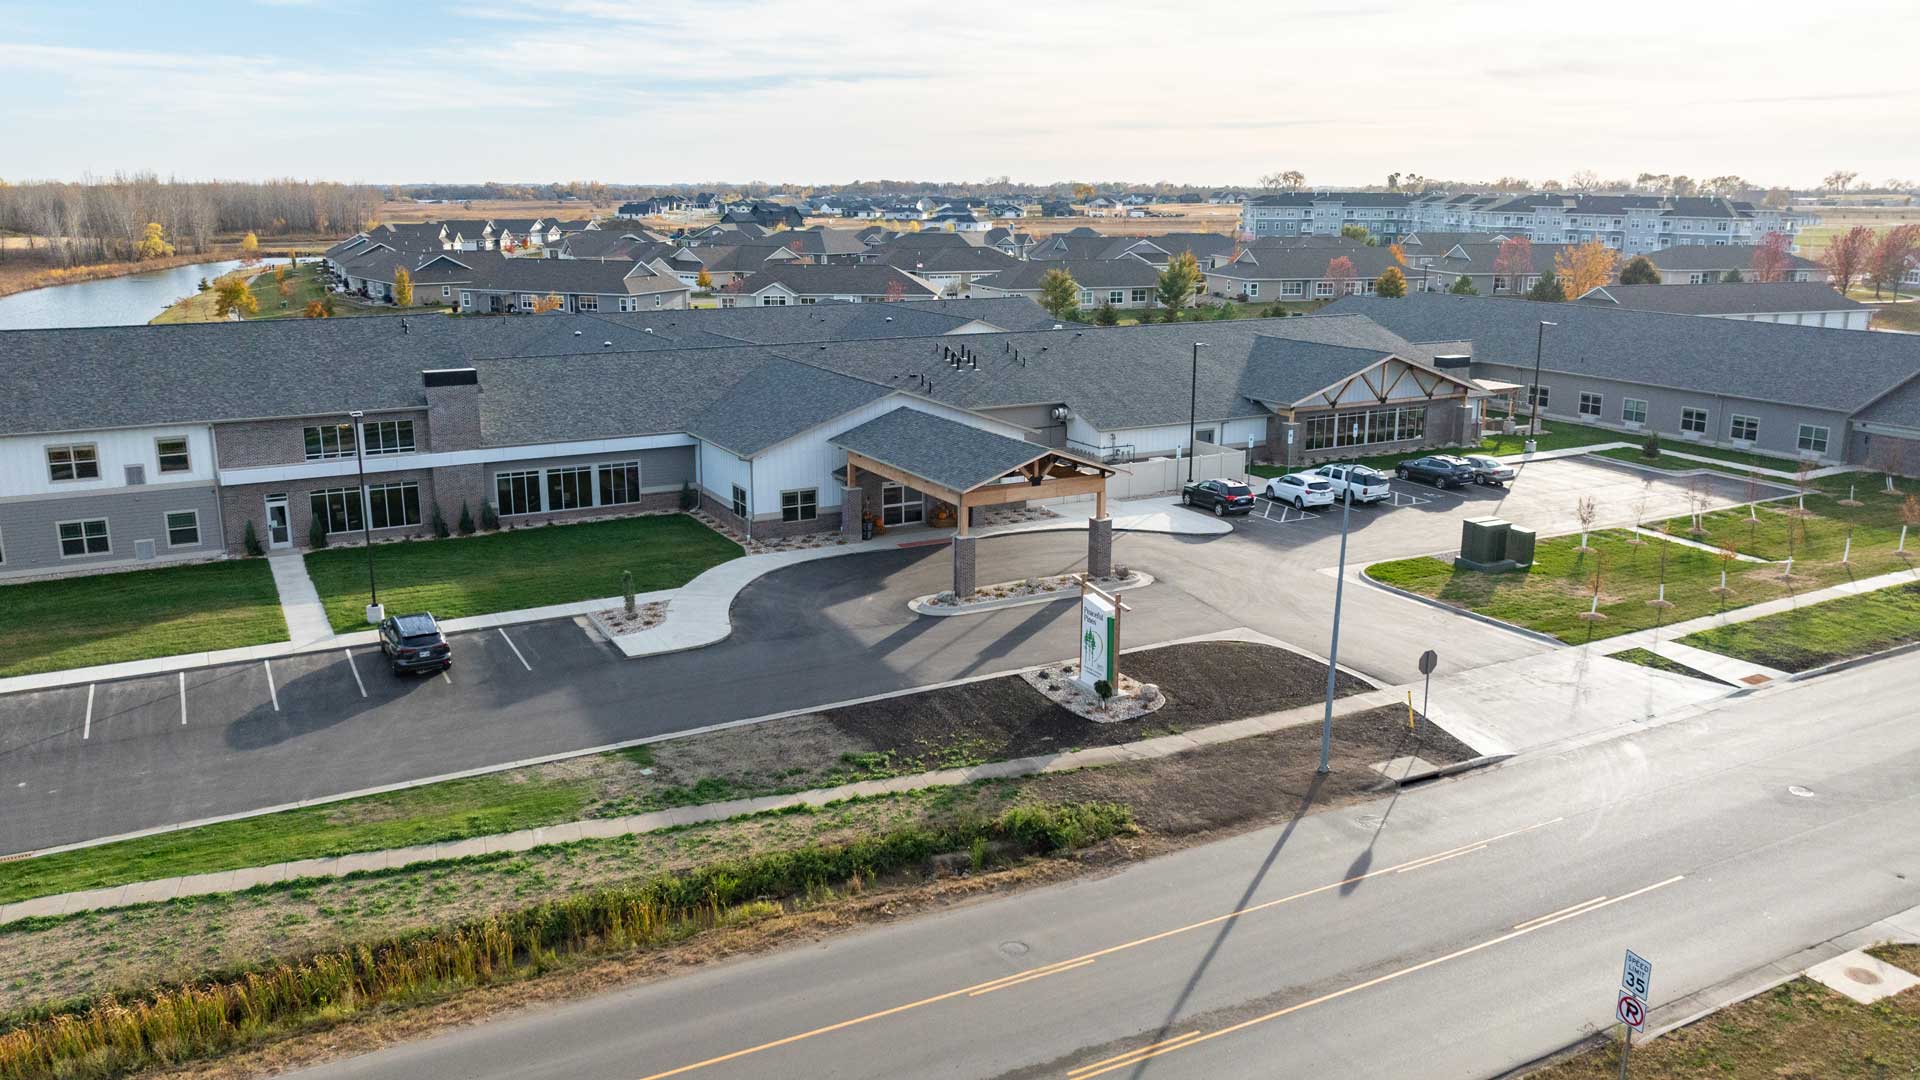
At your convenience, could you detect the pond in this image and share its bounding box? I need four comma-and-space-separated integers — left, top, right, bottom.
0, 259, 251, 330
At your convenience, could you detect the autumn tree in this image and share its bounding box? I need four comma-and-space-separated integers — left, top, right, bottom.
695, 268, 713, 291
1822, 225, 1875, 293
1618, 255, 1660, 285
1038, 268, 1079, 319
134, 222, 173, 260
1493, 235, 1534, 291
1526, 269, 1567, 302
1070, 183, 1096, 203
304, 299, 331, 318
884, 278, 909, 302
1448, 275, 1479, 295
1259, 170, 1305, 191
1866, 223, 1920, 299
1374, 266, 1407, 298
1554, 240, 1618, 297
240, 231, 260, 264
1338, 223, 1374, 245
532, 292, 565, 313
214, 277, 259, 318
393, 266, 413, 307
1749, 231, 1792, 283
1721, 268, 1744, 283
1323, 255, 1358, 296
1156, 251, 1202, 316
1387, 242, 1407, 267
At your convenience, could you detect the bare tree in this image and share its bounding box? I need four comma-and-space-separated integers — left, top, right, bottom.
1574, 496, 1597, 552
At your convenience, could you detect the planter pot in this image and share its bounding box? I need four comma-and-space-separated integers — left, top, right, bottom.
365, 602, 385, 624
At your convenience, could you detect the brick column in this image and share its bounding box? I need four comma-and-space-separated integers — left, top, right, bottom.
1087, 516, 1113, 578
1278, 421, 1303, 469
951, 535, 977, 598
841, 485, 864, 539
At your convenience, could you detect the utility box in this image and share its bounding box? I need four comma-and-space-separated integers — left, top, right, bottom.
1459, 517, 1510, 565
1504, 526, 1537, 568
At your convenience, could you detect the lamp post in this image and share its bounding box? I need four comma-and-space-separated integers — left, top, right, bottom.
349, 409, 380, 624
1528, 320, 1557, 443
1187, 342, 1209, 482
1318, 420, 1360, 775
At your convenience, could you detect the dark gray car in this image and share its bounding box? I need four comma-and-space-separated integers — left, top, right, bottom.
378, 612, 453, 676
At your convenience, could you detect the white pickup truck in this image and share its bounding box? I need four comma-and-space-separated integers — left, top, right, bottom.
1312, 463, 1393, 505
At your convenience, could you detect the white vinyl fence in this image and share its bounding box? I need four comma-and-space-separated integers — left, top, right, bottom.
1072, 441, 1250, 501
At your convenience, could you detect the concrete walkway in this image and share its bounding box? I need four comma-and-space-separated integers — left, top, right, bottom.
267, 553, 333, 645
1592, 567, 1919, 659
0, 684, 1408, 927
1644, 639, 1789, 685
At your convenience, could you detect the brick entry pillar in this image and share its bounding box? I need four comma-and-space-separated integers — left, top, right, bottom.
951, 535, 977, 598
841, 485, 864, 539
1087, 516, 1113, 578
1278, 421, 1303, 469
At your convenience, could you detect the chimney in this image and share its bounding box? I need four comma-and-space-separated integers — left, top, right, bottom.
421, 368, 480, 451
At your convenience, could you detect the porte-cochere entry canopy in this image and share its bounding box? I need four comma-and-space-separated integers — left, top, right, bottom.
830, 406, 1119, 597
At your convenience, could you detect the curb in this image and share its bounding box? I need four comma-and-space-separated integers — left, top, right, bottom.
1786, 638, 1920, 682
907, 573, 1155, 617
1394, 753, 1514, 786
1355, 564, 1567, 647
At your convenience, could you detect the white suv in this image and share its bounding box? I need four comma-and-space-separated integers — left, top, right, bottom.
1264, 472, 1336, 509
1313, 463, 1393, 505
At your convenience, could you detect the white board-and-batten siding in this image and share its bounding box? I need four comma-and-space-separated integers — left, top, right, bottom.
0, 426, 215, 500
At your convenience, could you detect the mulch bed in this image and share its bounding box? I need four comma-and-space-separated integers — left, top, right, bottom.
822, 640, 1373, 764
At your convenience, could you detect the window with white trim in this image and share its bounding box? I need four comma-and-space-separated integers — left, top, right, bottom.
1314, 281, 1336, 297
1079, 289, 1094, 306
1622, 398, 1648, 425
576, 294, 599, 311
46, 443, 99, 482
57, 518, 109, 557
1578, 392, 1602, 418
1680, 407, 1709, 434
165, 510, 201, 547
1130, 288, 1148, 303
730, 485, 748, 518
1729, 415, 1759, 442
310, 488, 364, 534
361, 420, 415, 456
496, 470, 541, 516
1282, 281, 1304, 297
781, 489, 817, 523
1246, 282, 1260, 298
546, 466, 592, 511
619, 296, 639, 312
1797, 424, 1830, 454
304, 424, 356, 460
156, 436, 191, 474
1527, 385, 1550, 410
366, 482, 421, 529
598, 461, 640, 505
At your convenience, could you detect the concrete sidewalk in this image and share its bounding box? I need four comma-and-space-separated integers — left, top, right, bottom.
0, 684, 1407, 927
267, 554, 332, 644
1593, 567, 1918, 659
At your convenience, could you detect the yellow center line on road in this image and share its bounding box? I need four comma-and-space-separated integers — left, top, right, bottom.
628, 817, 1564, 1080
1066, 875, 1687, 1080
1513, 895, 1608, 931
968, 958, 1098, 997
1393, 843, 1488, 874
1065, 1032, 1205, 1077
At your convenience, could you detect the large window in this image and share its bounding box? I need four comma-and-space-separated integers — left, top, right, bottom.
1797, 424, 1830, 455
1301, 406, 1427, 451
1578, 392, 1603, 418
361, 420, 415, 456
1131, 288, 1148, 303
165, 510, 201, 547
1527, 385, 1550, 411
497, 471, 541, 516
546, 466, 592, 511
46, 443, 99, 482
598, 461, 640, 505
575, 294, 598, 312
156, 436, 191, 474
782, 489, 817, 523
57, 519, 110, 557
310, 488, 364, 534
1729, 415, 1759, 442
1108, 290, 1125, 305
304, 424, 356, 461
1680, 407, 1709, 434
1622, 398, 1648, 425
367, 482, 422, 530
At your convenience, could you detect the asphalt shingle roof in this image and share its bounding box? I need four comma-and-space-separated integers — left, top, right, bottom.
830, 406, 1052, 492
684, 358, 892, 456
1578, 283, 1863, 316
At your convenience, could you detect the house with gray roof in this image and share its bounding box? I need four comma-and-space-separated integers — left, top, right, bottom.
969, 258, 1165, 310
1577, 282, 1868, 330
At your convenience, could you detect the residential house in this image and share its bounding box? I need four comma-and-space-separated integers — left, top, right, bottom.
1576, 283, 1869, 330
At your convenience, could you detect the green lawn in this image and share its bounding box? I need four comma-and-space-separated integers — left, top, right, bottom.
152, 262, 438, 324
1249, 416, 1627, 479
1681, 582, 1920, 673
1591, 443, 1808, 474
1367, 492, 1920, 643
1608, 646, 1730, 684
1869, 302, 1920, 333
303, 514, 743, 630
0, 773, 595, 905
0, 559, 287, 677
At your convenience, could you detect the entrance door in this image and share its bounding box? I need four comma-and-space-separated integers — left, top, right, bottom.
880, 483, 923, 527
264, 496, 292, 549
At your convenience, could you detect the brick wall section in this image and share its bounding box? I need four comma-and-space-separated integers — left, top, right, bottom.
1087, 517, 1113, 578
841, 485, 864, 538
422, 381, 481, 452
495, 490, 680, 530
213, 410, 432, 470
951, 535, 976, 597
219, 465, 444, 554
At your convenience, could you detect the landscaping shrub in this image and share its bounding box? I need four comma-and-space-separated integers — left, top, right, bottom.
430, 504, 450, 540
679, 481, 697, 512
478, 499, 499, 531
1642, 431, 1661, 459
241, 520, 263, 557
457, 502, 475, 536
307, 516, 327, 550
0, 803, 1131, 1080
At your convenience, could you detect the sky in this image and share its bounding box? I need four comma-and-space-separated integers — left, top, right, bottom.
2, 0, 1917, 189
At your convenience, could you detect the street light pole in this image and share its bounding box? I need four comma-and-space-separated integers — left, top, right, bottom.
349, 410, 379, 622
1187, 342, 1208, 482
1529, 321, 1556, 436
1318, 421, 1359, 774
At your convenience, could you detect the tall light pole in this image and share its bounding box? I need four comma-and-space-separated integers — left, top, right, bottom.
1529, 321, 1557, 436
1187, 342, 1208, 482
349, 409, 380, 623
1318, 420, 1359, 775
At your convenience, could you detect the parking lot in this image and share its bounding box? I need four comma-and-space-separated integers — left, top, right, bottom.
1226, 456, 1793, 563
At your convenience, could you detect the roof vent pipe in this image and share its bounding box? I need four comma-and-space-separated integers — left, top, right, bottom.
574, 329, 583, 336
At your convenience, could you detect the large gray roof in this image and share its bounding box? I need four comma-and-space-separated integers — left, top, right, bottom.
1578, 282, 1863, 316
830, 406, 1054, 492
1324, 292, 1919, 415
1856, 375, 1920, 430
985, 258, 1162, 290
1638, 245, 1823, 272
684, 358, 892, 456
471, 346, 784, 447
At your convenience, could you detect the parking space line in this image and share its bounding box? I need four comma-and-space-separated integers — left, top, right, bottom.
498, 629, 533, 671
343, 649, 367, 698
264, 660, 280, 712
178, 672, 187, 725
440, 669, 452, 684
83, 684, 94, 740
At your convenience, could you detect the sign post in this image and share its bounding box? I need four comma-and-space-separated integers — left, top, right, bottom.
1076, 580, 1121, 692
1416, 649, 1438, 738
1615, 949, 1652, 1078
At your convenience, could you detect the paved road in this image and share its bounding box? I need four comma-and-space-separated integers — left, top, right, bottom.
0, 459, 1774, 855
285, 652, 1920, 1080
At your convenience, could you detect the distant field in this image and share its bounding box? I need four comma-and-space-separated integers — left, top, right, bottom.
374, 198, 611, 225
1794, 205, 1920, 256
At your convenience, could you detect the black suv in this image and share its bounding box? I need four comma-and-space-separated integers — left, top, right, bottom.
1394, 455, 1477, 489
378, 612, 452, 676
1181, 479, 1256, 516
